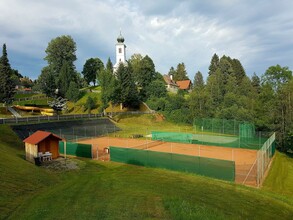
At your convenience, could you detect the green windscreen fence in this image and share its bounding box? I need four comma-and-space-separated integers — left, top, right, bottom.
152, 131, 193, 143
152, 125, 268, 150
110, 146, 235, 182
59, 141, 92, 158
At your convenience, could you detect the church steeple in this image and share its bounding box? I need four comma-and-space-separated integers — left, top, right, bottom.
114, 30, 126, 72
117, 30, 125, 43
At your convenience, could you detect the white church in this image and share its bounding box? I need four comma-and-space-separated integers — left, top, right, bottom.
113, 31, 127, 72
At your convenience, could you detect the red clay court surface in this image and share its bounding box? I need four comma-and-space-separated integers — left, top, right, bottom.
78, 137, 258, 186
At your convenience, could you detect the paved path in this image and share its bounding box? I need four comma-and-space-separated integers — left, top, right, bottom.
8, 106, 22, 118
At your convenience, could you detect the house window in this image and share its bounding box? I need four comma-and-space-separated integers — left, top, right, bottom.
119, 48, 122, 53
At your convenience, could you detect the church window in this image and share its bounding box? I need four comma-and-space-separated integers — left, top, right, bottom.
119, 48, 122, 53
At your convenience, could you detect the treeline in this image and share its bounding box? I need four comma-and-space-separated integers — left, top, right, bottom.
148, 54, 293, 152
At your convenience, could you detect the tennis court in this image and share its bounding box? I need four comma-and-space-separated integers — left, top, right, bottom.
78, 136, 258, 186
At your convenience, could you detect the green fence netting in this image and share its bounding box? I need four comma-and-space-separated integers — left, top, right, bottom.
59, 141, 92, 158
152, 131, 193, 143
110, 146, 235, 182
151, 131, 267, 150
193, 118, 243, 135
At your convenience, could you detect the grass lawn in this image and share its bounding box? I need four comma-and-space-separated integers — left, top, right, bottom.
66, 92, 102, 114
13, 99, 51, 107
0, 107, 13, 118
14, 93, 43, 99
1, 122, 293, 219
110, 114, 195, 138
262, 151, 293, 203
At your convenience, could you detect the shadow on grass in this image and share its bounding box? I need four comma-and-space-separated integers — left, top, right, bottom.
16, 153, 26, 160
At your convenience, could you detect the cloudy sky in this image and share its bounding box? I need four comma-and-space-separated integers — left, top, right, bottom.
0, 0, 292, 80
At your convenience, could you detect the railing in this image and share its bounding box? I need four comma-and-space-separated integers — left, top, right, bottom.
106, 111, 155, 116
0, 111, 155, 124
0, 114, 103, 124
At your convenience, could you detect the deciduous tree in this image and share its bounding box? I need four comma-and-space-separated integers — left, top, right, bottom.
262, 65, 292, 92
44, 35, 77, 75
82, 58, 104, 85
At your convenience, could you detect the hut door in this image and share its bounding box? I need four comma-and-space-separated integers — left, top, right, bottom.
45, 140, 50, 152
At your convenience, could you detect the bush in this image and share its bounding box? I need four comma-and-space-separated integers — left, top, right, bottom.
85, 96, 96, 113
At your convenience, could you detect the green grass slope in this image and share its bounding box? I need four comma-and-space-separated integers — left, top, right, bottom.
262, 152, 293, 202
0, 123, 293, 219
0, 125, 58, 219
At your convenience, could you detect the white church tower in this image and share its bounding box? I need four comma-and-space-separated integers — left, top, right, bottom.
113, 31, 126, 72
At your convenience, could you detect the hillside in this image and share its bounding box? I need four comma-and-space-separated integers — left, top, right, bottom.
0, 119, 293, 219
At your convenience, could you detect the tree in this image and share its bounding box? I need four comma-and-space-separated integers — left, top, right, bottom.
136, 55, 156, 100
66, 81, 80, 102
99, 68, 116, 111
193, 71, 204, 91
208, 53, 219, 76
145, 79, 167, 98
106, 57, 113, 73
262, 65, 292, 92
41, 35, 78, 97
36, 66, 56, 97
168, 66, 176, 78
273, 78, 293, 151
174, 62, 189, 81
58, 62, 75, 97
44, 35, 77, 75
251, 73, 261, 94
205, 68, 225, 111
230, 58, 246, 85
128, 53, 143, 82
82, 58, 104, 85
0, 44, 15, 104
115, 63, 139, 108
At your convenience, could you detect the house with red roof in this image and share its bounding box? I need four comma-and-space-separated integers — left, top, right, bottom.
176, 80, 193, 92
23, 130, 63, 163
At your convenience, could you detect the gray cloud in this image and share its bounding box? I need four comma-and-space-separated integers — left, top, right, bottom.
0, 0, 292, 80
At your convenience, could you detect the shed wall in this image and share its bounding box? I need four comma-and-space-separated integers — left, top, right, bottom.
25, 143, 38, 163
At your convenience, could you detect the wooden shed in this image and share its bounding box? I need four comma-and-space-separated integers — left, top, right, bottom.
23, 130, 62, 163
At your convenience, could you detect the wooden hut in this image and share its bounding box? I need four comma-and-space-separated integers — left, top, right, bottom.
23, 130, 62, 163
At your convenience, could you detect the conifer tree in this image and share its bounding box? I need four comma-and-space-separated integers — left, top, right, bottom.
0, 44, 15, 104
106, 57, 113, 73
174, 62, 189, 81
115, 63, 139, 108
193, 71, 204, 91
208, 53, 219, 76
